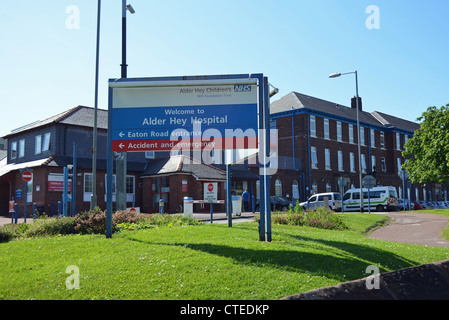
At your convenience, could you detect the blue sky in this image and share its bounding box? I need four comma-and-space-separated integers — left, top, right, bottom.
1, 0, 448, 136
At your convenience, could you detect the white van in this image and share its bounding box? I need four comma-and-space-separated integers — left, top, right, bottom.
343, 186, 398, 212
300, 192, 343, 211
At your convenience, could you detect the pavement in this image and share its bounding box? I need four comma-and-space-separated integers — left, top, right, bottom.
368, 211, 449, 247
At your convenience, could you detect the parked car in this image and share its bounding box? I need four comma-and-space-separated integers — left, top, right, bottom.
300, 192, 342, 211
412, 201, 422, 210
255, 196, 292, 212
398, 199, 415, 211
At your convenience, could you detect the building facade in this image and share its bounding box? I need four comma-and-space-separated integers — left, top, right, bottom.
1, 93, 447, 217
268, 92, 448, 204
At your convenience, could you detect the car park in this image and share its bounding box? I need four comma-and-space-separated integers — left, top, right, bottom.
300, 192, 342, 211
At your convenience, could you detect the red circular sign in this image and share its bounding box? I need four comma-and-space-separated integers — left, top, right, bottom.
208, 183, 214, 192
22, 171, 33, 182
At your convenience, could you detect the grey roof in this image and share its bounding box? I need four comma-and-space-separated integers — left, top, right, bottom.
371, 111, 420, 132
141, 155, 226, 181
3, 106, 108, 138
270, 92, 419, 133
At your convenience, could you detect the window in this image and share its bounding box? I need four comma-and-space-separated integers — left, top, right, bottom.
126, 176, 135, 194
349, 124, 354, 144
325, 149, 331, 170
311, 146, 318, 169
326, 182, 331, 192
350, 152, 355, 172
324, 118, 329, 139
380, 132, 385, 148
397, 158, 402, 174
337, 122, 342, 141
338, 150, 343, 172
396, 133, 401, 150
371, 155, 376, 173
360, 127, 365, 145
35, 135, 42, 154
275, 179, 282, 197
361, 154, 367, 173
11, 142, 17, 159
381, 157, 387, 172
370, 129, 375, 148
145, 151, 155, 159
310, 115, 316, 137
404, 135, 409, 145
42, 133, 51, 151
84, 173, 93, 202
19, 139, 25, 158
312, 182, 318, 195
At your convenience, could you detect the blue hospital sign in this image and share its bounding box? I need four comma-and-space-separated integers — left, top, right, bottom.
109, 75, 261, 152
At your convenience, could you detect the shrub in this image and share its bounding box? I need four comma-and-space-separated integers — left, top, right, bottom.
259, 206, 347, 230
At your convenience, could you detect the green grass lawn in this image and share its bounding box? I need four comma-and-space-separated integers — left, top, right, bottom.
1, 213, 449, 300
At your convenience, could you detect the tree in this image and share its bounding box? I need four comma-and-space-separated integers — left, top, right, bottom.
402, 104, 449, 184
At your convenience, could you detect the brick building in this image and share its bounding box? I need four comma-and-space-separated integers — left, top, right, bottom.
0, 106, 247, 216
268, 92, 448, 203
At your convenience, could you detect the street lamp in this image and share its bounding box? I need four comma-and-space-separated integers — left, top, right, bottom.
117, 1, 135, 211
91, 0, 101, 210
121, 1, 135, 78
329, 71, 363, 212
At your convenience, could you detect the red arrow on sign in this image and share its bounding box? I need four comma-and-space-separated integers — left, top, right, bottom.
22, 171, 33, 182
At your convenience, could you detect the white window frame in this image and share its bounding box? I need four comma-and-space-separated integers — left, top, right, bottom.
370, 129, 375, 148
324, 118, 329, 139
371, 155, 376, 173
350, 152, 355, 172
381, 157, 387, 172
325, 148, 331, 170
310, 115, 316, 137
338, 150, 344, 172
337, 122, 342, 142
275, 179, 282, 197
11, 142, 17, 159
380, 132, 385, 148
311, 146, 318, 169
19, 139, 25, 158
396, 133, 401, 150
361, 154, 367, 173
83, 173, 94, 202
349, 124, 354, 144
35, 135, 42, 154
42, 133, 51, 152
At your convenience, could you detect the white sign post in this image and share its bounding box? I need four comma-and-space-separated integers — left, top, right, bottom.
204, 182, 218, 203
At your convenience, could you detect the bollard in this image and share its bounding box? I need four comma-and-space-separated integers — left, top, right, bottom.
33, 203, 37, 220
58, 201, 62, 218
15, 203, 18, 224
252, 195, 255, 213
210, 202, 213, 224
159, 199, 164, 214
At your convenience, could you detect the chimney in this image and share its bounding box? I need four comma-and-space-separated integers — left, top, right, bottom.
351, 96, 362, 111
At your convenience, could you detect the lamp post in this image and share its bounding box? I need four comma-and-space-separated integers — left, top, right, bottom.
329, 71, 363, 212
91, 0, 101, 210
116, 1, 135, 211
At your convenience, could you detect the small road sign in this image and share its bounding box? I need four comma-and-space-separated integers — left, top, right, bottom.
22, 171, 33, 182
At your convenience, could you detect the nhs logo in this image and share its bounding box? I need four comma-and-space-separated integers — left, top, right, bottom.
234, 85, 252, 92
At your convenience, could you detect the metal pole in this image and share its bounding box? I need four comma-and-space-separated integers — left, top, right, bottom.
355, 71, 363, 213
91, 0, 101, 210
226, 164, 232, 227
